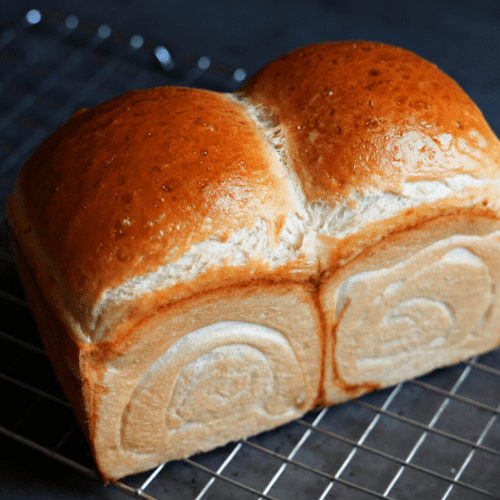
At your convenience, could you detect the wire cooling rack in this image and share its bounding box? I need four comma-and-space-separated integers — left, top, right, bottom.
1, 9, 500, 500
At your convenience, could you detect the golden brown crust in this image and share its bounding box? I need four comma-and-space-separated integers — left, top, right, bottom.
239, 41, 500, 201
5, 41, 500, 481
7, 87, 299, 317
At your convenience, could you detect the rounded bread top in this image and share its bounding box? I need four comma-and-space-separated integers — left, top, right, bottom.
12, 87, 299, 305
239, 41, 500, 201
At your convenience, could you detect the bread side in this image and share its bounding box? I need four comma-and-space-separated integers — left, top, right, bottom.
83, 282, 323, 479
319, 215, 500, 403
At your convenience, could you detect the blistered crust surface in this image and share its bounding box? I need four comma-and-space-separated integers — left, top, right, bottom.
13, 87, 301, 310
239, 41, 500, 202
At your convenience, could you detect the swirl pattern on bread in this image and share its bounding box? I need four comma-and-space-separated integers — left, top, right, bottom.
121, 321, 307, 454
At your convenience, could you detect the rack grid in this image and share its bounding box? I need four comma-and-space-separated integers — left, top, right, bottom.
0, 9, 499, 500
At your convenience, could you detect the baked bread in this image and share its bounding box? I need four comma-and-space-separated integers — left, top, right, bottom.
5, 41, 500, 481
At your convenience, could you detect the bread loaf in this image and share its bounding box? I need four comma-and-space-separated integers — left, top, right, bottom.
6, 41, 500, 481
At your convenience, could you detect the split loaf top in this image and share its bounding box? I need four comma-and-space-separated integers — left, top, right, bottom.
7, 41, 500, 342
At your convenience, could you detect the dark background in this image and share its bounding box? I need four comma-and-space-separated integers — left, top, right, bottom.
0, 0, 499, 136
0, 0, 499, 499
1, 0, 499, 131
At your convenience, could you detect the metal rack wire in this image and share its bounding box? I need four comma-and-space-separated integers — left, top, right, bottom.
0, 9, 500, 500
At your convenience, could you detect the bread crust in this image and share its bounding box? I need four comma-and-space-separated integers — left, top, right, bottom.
6, 87, 307, 335
5, 41, 500, 481
239, 41, 500, 200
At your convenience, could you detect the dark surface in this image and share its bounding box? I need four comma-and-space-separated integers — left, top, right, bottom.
0, 1, 500, 499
